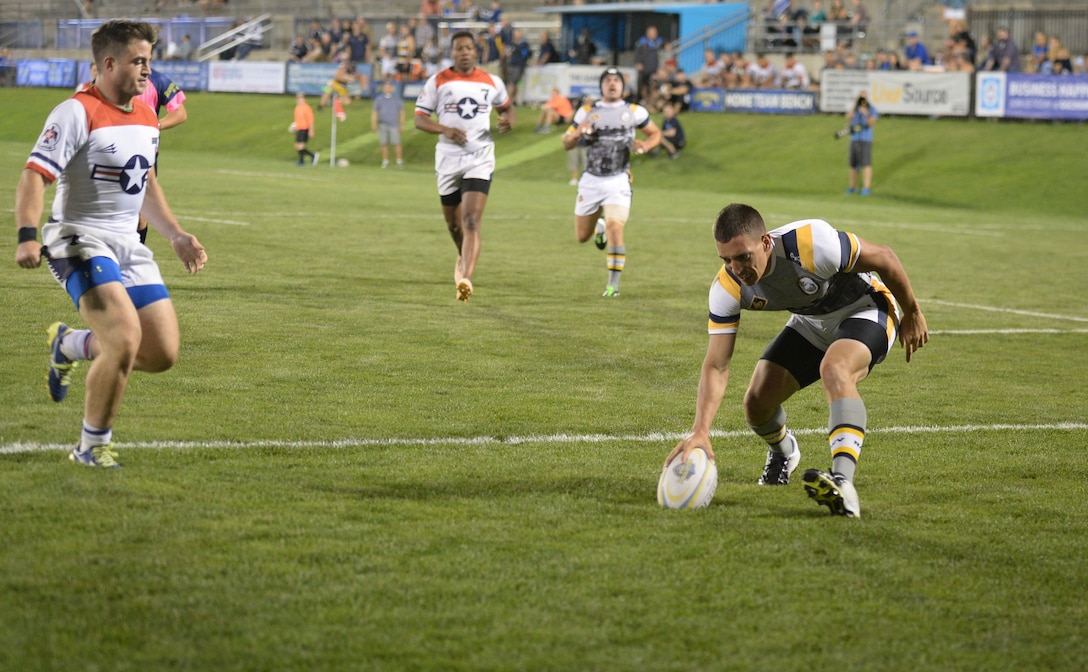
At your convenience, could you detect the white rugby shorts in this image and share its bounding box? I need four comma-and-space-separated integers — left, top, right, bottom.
574, 172, 632, 217
435, 145, 495, 196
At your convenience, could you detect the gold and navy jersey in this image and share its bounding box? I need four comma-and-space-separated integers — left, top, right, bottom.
571, 100, 650, 177
708, 219, 889, 334
25, 86, 160, 236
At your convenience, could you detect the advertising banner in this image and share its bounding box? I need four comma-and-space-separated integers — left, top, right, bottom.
286, 62, 372, 98
208, 61, 286, 94
16, 59, 78, 88
151, 60, 209, 92
721, 89, 817, 114
820, 70, 971, 117
522, 65, 638, 104
976, 72, 1088, 120
689, 88, 725, 112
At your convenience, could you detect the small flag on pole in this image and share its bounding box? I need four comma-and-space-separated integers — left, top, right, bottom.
334, 97, 346, 122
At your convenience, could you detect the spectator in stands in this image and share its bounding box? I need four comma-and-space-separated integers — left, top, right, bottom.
821, 49, 842, 74
234, 19, 264, 61
1030, 32, 1048, 67
827, 0, 849, 23
289, 35, 309, 62
505, 28, 531, 104
537, 31, 559, 65
413, 17, 435, 58
904, 31, 930, 65
483, 24, 502, 69
948, 20, 976, 65
348, 19, 370, 63
847, 0, 869, 35
809, 0, 827, 30
329, 18, 345, 45
634, 26, 663, 105
570, 27, 597, 65
396, 23, 416, 77
886, 51, 904, 70
779, 52, 811, 89
478, 0, 503, 24
421, 0, 443, 16
177, 34, 193, 61
535, 87, 573, 134
379, 22, 399, 78
1050, 44, 1073, 75
422, 37, 442, 76
981, 27, 1020, 72
309, 19, 325, 43
659, 102, 686, 160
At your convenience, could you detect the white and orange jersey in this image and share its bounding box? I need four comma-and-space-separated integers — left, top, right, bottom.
708, 219, 891, 334
25, 86, 159, 236
414, 66, 510, 155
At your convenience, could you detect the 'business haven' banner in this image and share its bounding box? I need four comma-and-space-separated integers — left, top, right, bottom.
976, 72, 1088, 120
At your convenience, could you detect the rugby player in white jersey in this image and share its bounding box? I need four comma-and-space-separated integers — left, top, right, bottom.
664, 204, 928, 518
563, 67, 661, 297
15, 19, 207, 468
414, 30, 514, 303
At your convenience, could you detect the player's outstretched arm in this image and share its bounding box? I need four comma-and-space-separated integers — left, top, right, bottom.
663, 333, 737, 467
635, 119, 662, 155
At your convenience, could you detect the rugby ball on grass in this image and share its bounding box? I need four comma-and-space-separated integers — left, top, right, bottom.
657, 447, 717, 510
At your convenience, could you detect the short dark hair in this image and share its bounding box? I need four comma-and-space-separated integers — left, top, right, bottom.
91, 19, 157, 65
714, 203, 766, 243
450, 30, 476, 46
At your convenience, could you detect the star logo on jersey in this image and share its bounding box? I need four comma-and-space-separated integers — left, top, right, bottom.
38, 124, 61, 151
455, 97, 484, 119
91, 154, 151, 194
119, 155, 152, 194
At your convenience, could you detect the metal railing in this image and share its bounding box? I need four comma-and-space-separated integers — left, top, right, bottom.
196, 13, 272, 61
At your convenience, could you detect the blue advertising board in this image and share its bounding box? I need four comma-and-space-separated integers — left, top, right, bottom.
151, 61, 210, 92
721, 89, 817, 115
286, 62, 373, 98
16, 59, 78, 88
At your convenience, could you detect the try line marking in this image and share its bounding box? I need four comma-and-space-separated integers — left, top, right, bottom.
3, 422, 1086, 455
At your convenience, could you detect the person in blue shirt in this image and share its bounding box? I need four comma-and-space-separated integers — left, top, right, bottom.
903, 31, 930, 65
845, 91, 877, 196
659, 102, 686, 159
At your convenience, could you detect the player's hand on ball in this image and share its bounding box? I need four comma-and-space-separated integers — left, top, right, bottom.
664, 433, 715, 468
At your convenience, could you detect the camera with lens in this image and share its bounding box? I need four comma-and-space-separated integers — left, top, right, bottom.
856, 94, 869, 109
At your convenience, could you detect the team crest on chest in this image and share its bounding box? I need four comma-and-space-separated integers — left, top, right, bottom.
750, 296, 768, 310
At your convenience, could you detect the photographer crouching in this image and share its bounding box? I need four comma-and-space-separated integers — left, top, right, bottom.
840, 90, 878, 196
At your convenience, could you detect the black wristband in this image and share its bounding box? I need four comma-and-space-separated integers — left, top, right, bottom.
18, 227, 38, 244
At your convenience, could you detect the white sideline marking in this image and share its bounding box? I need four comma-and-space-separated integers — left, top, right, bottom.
3, 423, 1086, 455
931, 329, 1088, 335
181, 215, 249, 226
927, 299, 1088, 323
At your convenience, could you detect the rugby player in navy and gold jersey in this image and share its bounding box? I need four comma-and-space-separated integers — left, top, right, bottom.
665, 203, 928, 518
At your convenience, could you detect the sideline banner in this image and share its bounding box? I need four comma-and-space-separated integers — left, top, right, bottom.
820, 70, 970, 117
720, 88, 816, 114
522, 64, 638, 104
151, 61, 209, 92
286, 62, 372, 98
208, 61, 286, 94
16, 59, 78, 88
690, 88, 725, 112
976, 72, 1088, 120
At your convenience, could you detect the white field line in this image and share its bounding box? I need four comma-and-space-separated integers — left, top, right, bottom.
3, 422, 1086, 455
931, 329, 1088, 335
927, 299, 1088, 323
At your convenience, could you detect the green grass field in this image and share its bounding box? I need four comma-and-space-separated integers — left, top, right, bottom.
1, 88, 1087, 671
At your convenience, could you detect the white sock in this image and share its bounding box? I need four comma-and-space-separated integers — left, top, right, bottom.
60, 329, 95, 362
79, 421, 111, 453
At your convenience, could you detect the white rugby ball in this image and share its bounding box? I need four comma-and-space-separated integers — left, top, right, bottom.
336, 157, 350, 168
657, 448, 717, 510
287, 122, 297, 133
